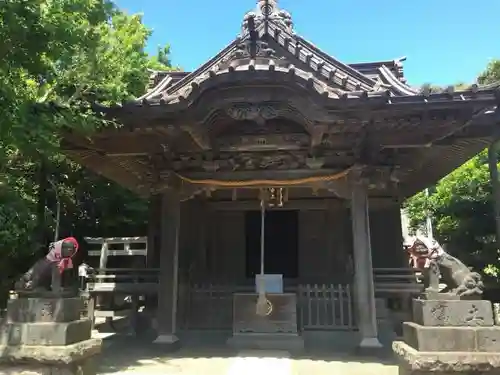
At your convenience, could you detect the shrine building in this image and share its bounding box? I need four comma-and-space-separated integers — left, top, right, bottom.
63, 0, 500, 351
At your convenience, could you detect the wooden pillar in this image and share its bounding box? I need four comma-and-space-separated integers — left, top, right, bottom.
198, 200, 207, 276
145, 194, 161, 311
96, 240, 109, 310
326, 202, 335, 275
350, 182, 382, 349
208, 208, 217, 279
153, 190, 181, 346
147, 194, 162, 268
489, 141, 500, 247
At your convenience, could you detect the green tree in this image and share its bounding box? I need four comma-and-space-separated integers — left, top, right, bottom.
404, 59, 500, 277
0, 0, 175, 300
148, 44, 177, 70
478, 60, 500, 85
0, 2, 156, 161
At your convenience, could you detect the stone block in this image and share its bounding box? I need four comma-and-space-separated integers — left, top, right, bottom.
422, 291, 460, 301
412, 299, 494, 327
393, 340, 500, 374
0, 320, 91, 346
7, 298, 83, 323
0, 338, 102, 364
476, 327, 500, 352
403, 322, 500, 353
494, 303, 500, 325
403, 322, 476, 352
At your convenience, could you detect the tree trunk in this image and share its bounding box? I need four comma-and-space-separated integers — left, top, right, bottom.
34, 158, 48, 257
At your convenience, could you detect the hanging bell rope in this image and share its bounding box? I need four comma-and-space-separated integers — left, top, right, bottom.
255, 191, 273, 317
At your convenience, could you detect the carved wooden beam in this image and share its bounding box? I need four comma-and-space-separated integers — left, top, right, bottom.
310, 124, 328, 150
151, 170, 205, 201
321, 119, 485, 150
210, 199, 335, 211
62, 131, 173, 156
64, 150, 152, 197
208, 197, 399, 211
63, 117, 490, 158
379, 130, 464, 149
61, 130, 97, 150
180, 124, 212, 150
432, 123, 495, 145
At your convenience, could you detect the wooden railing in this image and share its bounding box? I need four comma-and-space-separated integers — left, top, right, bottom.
180, 283, 355, 331
86, 268, 159, 294
83, 267, 424, 297
83, 268, 159, 323
84, 237, 148, 257
84, 267, 422, 294
83, 267, 423, 330
297, 284, 354, 330
373, 268, 424, 294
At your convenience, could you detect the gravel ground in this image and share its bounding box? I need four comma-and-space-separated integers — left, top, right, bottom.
96, 337, 398, 375
293, 357, 397, 375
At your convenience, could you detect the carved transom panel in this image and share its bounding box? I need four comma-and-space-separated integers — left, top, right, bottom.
217, 118, 307, 136
226, 104, 278, 125
169, 151, 308, 172
216, 133, 309, 151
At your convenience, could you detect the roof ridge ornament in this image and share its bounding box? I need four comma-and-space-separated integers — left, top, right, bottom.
241, 0, 294, 36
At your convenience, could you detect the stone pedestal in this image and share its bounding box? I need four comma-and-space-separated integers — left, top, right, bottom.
227, 293, 304, 354
393, 298, 500, 374
0, 296, 102, 375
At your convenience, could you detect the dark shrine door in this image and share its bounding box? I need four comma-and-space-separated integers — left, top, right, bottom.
245, 210, 299, 279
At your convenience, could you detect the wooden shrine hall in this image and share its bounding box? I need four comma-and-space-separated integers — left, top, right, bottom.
63, 0, 500, 351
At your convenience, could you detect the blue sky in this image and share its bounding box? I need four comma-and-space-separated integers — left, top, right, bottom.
115, 0, 498, 86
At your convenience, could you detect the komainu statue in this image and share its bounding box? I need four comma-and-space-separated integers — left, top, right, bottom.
15, 237, 79, 293
408, 236, 484, 298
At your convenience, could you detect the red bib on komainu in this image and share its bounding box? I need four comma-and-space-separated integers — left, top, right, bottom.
46, 237, 79, 273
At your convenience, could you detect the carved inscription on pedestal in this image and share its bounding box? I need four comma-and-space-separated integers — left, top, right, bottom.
413, 299, 494, 327
39, 301, 54, 321
6, 298, 83, 323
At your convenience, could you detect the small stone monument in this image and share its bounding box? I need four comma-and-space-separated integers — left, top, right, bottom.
393, 239, 500, 374
0, 238, 102, 375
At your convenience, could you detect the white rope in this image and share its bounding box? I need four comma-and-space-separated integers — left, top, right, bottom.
260, 199, 265, 276
256, 196, 272, 316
